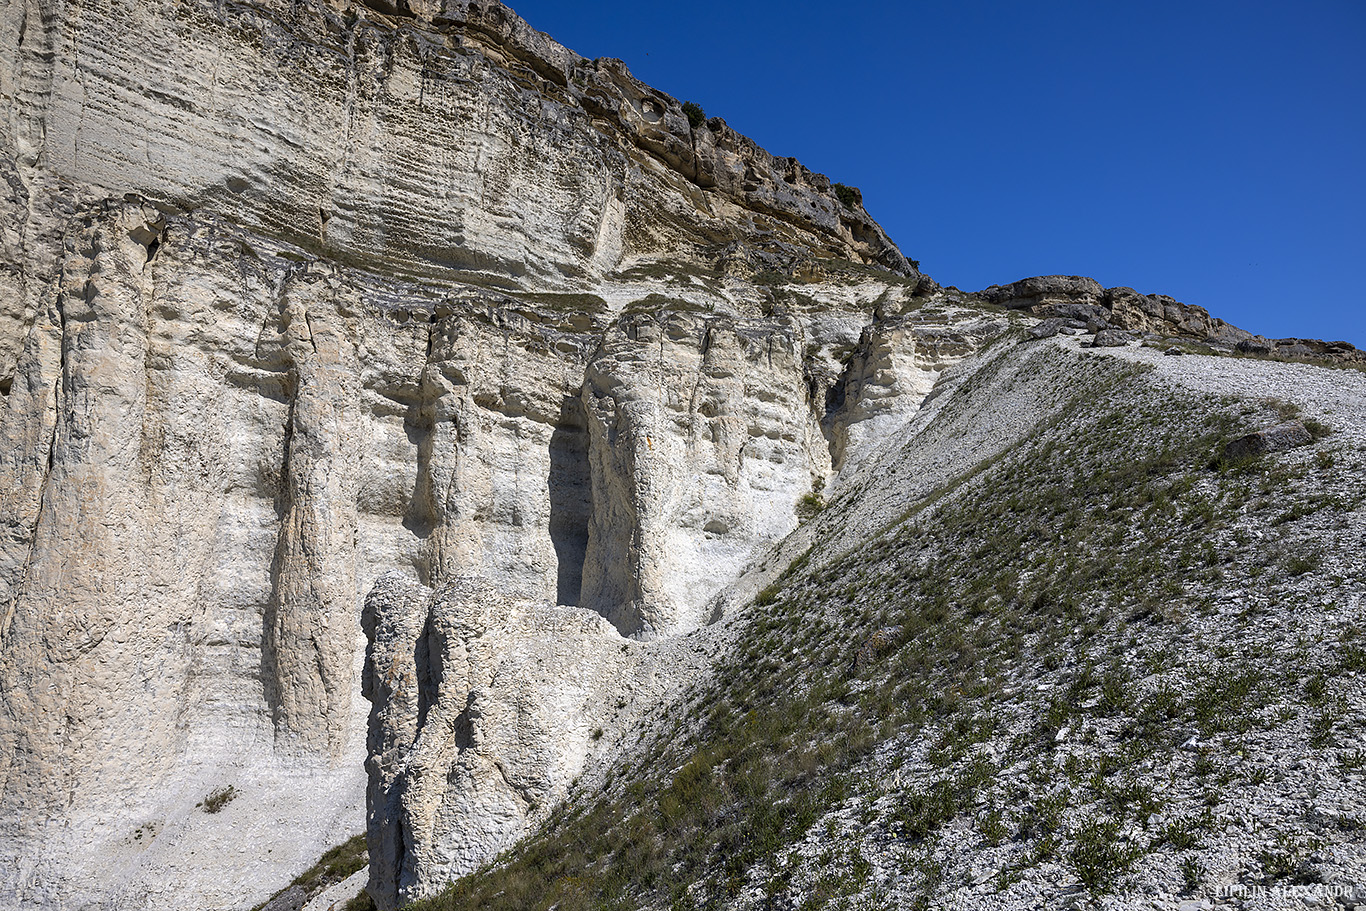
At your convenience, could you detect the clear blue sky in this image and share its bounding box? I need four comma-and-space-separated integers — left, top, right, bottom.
505, 0, 1365, 345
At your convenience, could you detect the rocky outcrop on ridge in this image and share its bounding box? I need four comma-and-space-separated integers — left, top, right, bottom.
977, 275, 1247, 343
977, 275, 1365, 363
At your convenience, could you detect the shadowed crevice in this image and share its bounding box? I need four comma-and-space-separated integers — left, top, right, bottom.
548, 394, 590, 606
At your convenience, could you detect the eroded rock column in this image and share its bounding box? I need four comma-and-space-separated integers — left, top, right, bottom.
262, 262, 363, 757
362, 572, 646, 910
0, 200, 171, 819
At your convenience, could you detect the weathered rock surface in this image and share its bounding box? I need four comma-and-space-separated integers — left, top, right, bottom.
0, 0, 909, 291
1223, 421, 1314, 460
578, 309, 819, 637
1090, 328, 1135, 348
1026, 317, 1067, 340
1239, 335, 1366, 363
9, 0, 1352, 906
977, 274, 1105, 310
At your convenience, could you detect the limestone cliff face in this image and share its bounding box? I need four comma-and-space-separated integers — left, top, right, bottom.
0, 0, 963, 906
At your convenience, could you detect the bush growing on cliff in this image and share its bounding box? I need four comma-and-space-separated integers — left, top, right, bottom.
797, 492, 825, 522
199, 785, 238, 813
833, 183, 862, 209
682, 101, 706, 130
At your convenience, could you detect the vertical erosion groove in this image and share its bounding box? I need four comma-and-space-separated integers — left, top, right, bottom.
547, 392, 590, 606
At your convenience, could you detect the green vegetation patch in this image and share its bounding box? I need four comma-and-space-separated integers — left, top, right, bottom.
833, 183, 863, 209
199, 785, 238, 814
250, 835, 369, 911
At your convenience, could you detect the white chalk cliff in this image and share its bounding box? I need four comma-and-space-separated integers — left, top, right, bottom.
0, 0, 1008, 907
